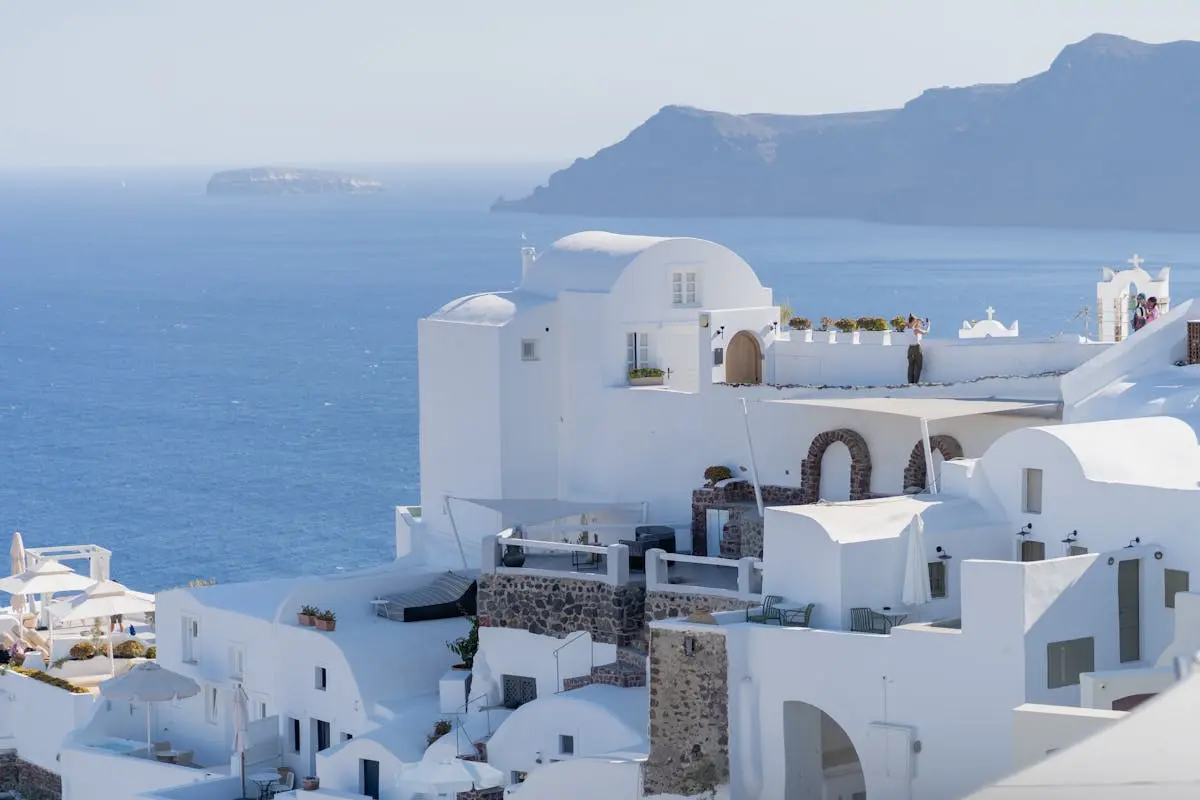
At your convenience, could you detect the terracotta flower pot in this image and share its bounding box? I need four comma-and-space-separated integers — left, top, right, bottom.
315, 618, 336, 632
298, 613, 315, 626
302, 776, 320, 790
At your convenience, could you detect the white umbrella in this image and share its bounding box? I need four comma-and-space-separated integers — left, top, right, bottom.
8, 533, 26, 615
49, 580, 154, 675
399, 759, 505, 794
100, 662, 200, 753
902, 514, 933, 608
233, 683, 250, 798
0, 560, 96, 660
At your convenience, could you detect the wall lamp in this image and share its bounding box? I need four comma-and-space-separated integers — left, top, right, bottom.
1060, 530, 1078, 545
936, 546, 952, 561
1125, 536, 1141, 549
1017, 523, 1033, 538
716, 325, 725, 338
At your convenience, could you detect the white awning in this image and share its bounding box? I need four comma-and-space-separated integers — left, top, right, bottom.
767, 397, 1061, 421
448, 498, 645, 525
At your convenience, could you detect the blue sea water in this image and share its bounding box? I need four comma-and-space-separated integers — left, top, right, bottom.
5, 165, 1200, 592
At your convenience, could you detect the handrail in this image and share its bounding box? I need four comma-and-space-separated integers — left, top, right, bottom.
553, 632, 593, 693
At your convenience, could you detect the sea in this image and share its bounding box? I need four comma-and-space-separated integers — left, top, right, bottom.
5, 164, 1200, 593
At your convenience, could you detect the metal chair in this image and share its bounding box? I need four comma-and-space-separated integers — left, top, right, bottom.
850, 607, 886, 633
746, 595, 784, 625
780, 602, 815, 627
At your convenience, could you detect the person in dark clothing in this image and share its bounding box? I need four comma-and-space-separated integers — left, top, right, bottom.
0, 647, 12, 666
906, 314, 930, 384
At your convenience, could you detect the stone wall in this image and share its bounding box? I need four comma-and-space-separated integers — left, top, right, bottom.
645, 591, 759, 623
692, 482, 803, 557
801, 428, 872, 503
0, 750, 60, 800
643, 627, 730, 796
901, 434, 964, 493
478, 573, 646, 646
456, 787, 504, 800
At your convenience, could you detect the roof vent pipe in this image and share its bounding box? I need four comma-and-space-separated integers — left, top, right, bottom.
521, 246, 536, 282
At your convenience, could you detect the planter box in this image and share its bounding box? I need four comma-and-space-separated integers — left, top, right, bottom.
629, 376, 664, 386
314, 618, 336, 632
298, 614, 315, 626
790, 329, 813, 342
856, 331, 890, 344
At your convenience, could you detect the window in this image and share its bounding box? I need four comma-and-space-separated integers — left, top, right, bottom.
559, 734, 574, 755
290, 718, 301, 753
342, 732, 353, 742
1047, 637, 1095, 689
228, 644, 245, 679
1021, 540, 1046, 562
258, 701, 268, 721
181, 615, 199, 663
316, 719, 331, 752
713, 347, 724, 366
521, 339, 539, 361
1022, 468, 1043, 514
671, 271, 698, 306
501, 674, 538, 709
205, 686, 219, 724
928, 561, 947, 599
315, 666, 328, 691
626, 332, 650, 372
1166, 569, 1190, 608
512, 772, 528, 785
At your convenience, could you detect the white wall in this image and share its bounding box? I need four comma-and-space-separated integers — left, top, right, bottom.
505, 757, 642, 800
1009, 703, 1124, 773
0, 669, 95, 773
61, 746, 220, 800
474, 627, 612, 703
500, 301, 561, 501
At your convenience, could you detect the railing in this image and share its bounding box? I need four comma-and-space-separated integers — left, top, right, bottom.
645, 549, 763, 599
483, 530, 630, 586
453, 692, 497, 757
553, 632, 594, 693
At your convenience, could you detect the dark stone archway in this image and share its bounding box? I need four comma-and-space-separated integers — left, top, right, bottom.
801, 429, 872, 503
902, 435, 964, 492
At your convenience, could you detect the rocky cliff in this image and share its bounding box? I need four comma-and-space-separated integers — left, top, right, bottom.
494, 34, 1200, 230
206, 167, 383, 196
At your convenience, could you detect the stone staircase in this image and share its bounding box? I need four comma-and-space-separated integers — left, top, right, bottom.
562, 643, 648, 690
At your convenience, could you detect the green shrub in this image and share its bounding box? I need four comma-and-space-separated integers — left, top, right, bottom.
2, 665, 89, 694
427, 719, 453, 746
819, 317, 835, 331
145, 646, 157, 660
69, 642, 95, 660
834, 318, 858, 333
891, 315, 908, 332
628, 368, 665, 380
778, 299, 794, 325
114, 640, 146, 659
446, 614, 479, 669
857, 317, 888, 332
787, 317, 811, 330
703, 465, 734, 486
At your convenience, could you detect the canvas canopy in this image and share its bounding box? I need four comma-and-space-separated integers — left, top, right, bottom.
768, 397, 1061, 421
448, 498, 645, 526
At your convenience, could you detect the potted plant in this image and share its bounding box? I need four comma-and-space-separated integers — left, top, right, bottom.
628, 367, 665, 387
703, 465, 734, 487
298, 605, 318, 626
314, 609, 336, 632
446, 615, 479, 672
891, 315, 908, 333
787, 316, 813, 342
856, 316, 890, 344
819, 317, 837, 342
302, 776, 320, 791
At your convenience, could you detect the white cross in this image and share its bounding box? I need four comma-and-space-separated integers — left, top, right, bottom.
1127, 253, 1144, 270
985, 306, 995, 320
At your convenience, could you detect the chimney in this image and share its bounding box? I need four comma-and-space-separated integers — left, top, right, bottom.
521, 246, 536, 282
1189, 321, 1200, 365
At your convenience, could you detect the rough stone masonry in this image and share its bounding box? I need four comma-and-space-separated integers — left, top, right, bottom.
642, 627, 730, 796
477, 573, 646, 646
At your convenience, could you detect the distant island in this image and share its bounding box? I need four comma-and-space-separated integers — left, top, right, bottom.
206, 167, 383, 196
494, 34, 1200, 231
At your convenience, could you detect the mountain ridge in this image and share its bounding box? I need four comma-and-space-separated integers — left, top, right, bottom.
493, 34, 1200, 230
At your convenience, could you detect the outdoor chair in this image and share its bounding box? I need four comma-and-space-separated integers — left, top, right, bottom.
269, 769, 295, 797
152, 741, 171, 752
174, 750, 194, 766
780, 602, 815, 627
571, 549, 600, 572
850, 607, 887, 634
746, 595, 784, 625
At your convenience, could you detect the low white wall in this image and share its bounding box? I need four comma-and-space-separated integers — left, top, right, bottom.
138, 775, 244, 800
1010, 703, 1124, 773
61, 746, 221, 800
0, 669, 96, 773
475, 627, 612, 701
505, 756, 642, 800
1080, 666, 1175, 710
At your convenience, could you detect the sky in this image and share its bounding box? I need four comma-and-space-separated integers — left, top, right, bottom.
5, 1, 1200, 169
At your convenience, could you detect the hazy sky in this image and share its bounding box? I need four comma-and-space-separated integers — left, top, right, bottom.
5, 1, 1200, 168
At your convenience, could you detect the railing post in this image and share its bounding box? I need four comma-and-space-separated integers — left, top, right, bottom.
607, 544, 630, 585
737, 557, 758, 596
645, 548, 667, 590
482, 533, 501, 573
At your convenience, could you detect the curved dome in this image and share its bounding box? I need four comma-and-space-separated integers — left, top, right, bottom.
519, 231, 674, 295
427, 291, 548, 326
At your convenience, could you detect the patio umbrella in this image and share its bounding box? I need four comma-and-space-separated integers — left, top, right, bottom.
902, 514, 933, 609
233, 683, 250, 798
0, 560, 96, 660
8, 533, 25, 615
100, 662, 200, 753
398, 758, 505, 794
49, 580, 154, 675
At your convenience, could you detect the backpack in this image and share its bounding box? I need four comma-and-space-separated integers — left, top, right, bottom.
1132, 305, 1147, 331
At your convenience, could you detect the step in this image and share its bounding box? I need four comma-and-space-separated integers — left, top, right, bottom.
591, 660, 647, 688
616, 645, 648, 669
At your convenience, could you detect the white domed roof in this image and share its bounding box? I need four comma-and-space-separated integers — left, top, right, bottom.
520, 231, 673, 296
428, 291, 543, 326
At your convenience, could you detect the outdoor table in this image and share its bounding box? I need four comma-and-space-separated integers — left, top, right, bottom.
248, 771, 280, 799
774, 601, 811, 626
873, 607, 908, 631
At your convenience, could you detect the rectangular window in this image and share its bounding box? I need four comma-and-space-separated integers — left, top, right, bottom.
521, 339, 538, 361
501, 674, 538, 709
181, 615, 199, 663
316, 720, 331, 752
1022, 468, 1043, 514
258, 701, 268, 721
559, 734, 574, 755
512, 772, 528, 785
1047, 637, 1095, 689
1021, 540, 1045, 562
626, 332, 650, 372
1166, 568, 1190, 609
315, 666, 327, 691
290, 718, 301, 753
228, 644, 245, 679
713, 347, 724, 366
928, 561, 947, 599
671, 271, 698, 305
205, 686, 219, 724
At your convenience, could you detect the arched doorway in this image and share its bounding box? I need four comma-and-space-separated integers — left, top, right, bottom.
902, 435, 964, 493
801, 429, 872, 503
783, 701, 864, 800
726, 331, 763, 385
